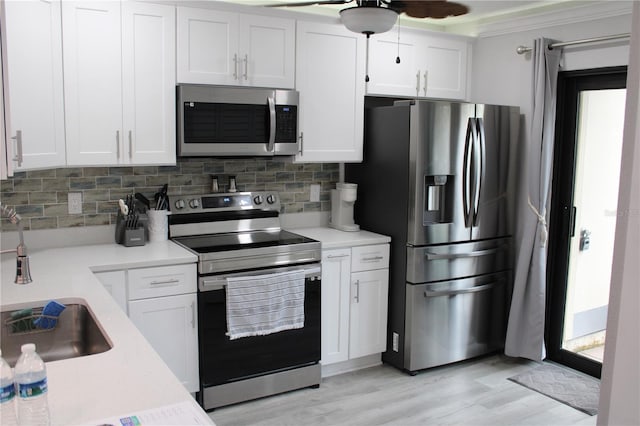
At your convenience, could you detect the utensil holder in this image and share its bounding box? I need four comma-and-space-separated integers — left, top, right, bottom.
115, 211, 148, 246
148, 209, 169, 243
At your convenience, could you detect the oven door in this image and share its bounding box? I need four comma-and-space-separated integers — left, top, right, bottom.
198, 264, 321, 389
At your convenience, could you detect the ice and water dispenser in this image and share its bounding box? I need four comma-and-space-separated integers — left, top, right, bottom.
424, 175, 453, 224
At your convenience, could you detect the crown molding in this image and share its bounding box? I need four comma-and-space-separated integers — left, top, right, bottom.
447, 1, 633, 38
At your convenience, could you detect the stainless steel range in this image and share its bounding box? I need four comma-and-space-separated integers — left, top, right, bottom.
169, 191, 322, 410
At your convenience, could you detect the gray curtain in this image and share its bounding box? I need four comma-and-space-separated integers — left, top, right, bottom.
505, 38, 562, 361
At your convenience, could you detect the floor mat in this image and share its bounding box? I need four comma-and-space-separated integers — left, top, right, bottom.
508, 362, 600, 415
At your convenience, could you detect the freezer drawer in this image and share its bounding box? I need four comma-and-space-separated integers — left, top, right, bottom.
406, 238, 511, 284
404, 272, 509, 372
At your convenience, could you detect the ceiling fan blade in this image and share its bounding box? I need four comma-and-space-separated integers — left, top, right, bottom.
265, 0, 353, 7
389, 0, 469, 19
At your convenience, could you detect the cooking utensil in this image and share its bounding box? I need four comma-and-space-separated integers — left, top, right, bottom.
118, 199, 129, 216
135, 193, 150, 210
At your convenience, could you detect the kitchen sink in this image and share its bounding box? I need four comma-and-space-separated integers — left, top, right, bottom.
0, 300, 112, 365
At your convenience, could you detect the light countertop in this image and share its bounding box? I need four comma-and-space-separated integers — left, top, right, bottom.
0, 241, 212, 425
291, 227, 391, 249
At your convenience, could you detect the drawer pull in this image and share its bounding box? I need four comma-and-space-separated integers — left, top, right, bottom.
424, 282, 495, 297
424, 247, 503, 260
361, 256, 384, 261
327, 254, 350, 259
149, 278, 180, 286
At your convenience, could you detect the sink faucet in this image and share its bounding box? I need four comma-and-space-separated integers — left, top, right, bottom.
0, 202, 32, 284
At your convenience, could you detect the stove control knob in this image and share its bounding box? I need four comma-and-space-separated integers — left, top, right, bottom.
266, 194, 277, 204
189, 199, 200, 209
253, 195, 263, 205
174, 199, 186, 210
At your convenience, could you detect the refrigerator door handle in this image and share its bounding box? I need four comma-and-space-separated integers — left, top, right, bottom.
472, 117, 486, 226
424, 246, 504, 260
463, 118, 474, 227
423, 281, 500, 298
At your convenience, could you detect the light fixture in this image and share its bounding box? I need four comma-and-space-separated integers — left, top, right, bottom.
339, 6, 398, 35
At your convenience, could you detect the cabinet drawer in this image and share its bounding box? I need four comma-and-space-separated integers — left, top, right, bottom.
351, 244, 389, 272
128, 264, 196, 300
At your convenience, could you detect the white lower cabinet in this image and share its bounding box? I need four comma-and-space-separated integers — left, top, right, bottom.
93, 270, 127, 314
349, 269, 389, 359
321, 244, 389, 366
129, 293, 199, 393
93, 263, 199, 393
321, 249, 351, 364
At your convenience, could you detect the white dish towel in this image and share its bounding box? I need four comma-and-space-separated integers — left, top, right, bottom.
225, 270, 306, 340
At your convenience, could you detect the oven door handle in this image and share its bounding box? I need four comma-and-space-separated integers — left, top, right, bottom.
200, 265, 321, 291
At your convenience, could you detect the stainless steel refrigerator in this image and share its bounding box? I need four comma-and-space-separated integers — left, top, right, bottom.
346, 99, 520, 373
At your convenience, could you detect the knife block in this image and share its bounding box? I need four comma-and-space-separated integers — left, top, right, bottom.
115, 212, 149, 246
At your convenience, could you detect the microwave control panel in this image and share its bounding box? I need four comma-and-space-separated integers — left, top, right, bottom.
275, 105, 298, 143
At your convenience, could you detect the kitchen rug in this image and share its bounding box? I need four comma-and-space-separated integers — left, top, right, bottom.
508, 362, 600, 415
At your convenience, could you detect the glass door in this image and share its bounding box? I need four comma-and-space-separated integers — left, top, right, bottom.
547, 67, 627, 378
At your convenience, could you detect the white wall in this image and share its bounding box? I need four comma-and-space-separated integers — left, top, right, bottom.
598, 3, 640, 424
471, 14, 631, 121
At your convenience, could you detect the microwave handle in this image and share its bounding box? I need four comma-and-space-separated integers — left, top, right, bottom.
267, 96, 276, 152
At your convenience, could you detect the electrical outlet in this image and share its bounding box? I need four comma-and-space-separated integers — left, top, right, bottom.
310, 184, 321, 202
68, 192, 82, 214
392, 332, 399, 352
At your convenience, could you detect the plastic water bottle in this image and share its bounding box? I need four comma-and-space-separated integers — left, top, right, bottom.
14, 344, 50, 426
0, 350, 18, 426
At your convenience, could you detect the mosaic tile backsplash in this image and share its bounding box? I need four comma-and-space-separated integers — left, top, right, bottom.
0, 158, 339, 231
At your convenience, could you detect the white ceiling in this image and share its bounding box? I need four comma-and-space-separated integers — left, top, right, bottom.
218, 0, 632, 35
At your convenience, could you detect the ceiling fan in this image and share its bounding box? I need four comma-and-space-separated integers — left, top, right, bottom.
266, 0, 469, 35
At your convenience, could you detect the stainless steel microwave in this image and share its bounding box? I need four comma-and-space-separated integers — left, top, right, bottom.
177, 84, 299, 157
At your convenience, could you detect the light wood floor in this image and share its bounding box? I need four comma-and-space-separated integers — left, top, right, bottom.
209, 355, 597, 426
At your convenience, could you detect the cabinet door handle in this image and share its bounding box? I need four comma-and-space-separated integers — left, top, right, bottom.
233, 54, 238, 80
128, 130, 133, 160
149, 278, 180, 286
416, 71, 420, 95
423, 71, 428, 96
243, 54, 248, 80
116, 130, 120, 159
11, 130, 23, 167
191, 301, 196, 329
354, 279, 360, 303
361, 256, 384, 262
327, 254, 349, 259
299, 132, 304, 155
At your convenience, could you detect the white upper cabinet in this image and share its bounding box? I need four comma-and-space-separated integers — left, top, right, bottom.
367, 33, 421, 98
295, 21, 365, 163
177, 7, 295, 89
64, 1, 175, 166
368, 30, 470, 100
122, 2, 176, 165
2, 0, 66, 171
63, 1, 122, 166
